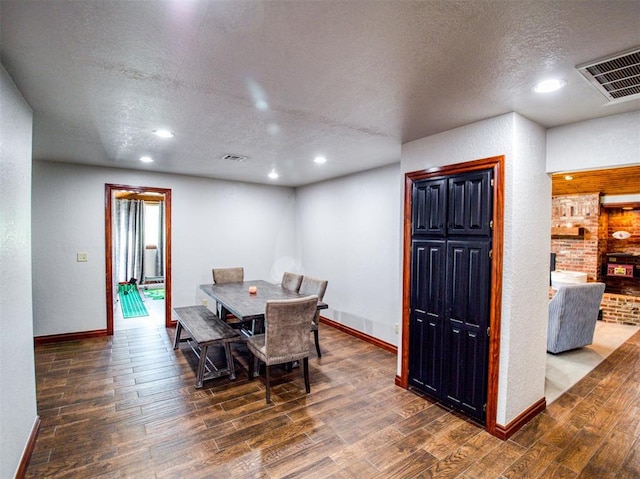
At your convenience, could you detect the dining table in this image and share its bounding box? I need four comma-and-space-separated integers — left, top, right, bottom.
199, 280, 328, 336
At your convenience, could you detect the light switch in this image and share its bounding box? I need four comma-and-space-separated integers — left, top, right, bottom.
77, 252, 88, 262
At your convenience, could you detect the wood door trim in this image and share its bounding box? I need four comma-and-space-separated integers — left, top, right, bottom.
105, 184, 173, 335
401, 155, 504, 437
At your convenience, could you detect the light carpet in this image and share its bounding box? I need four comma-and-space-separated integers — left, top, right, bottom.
545, 321, 639, 404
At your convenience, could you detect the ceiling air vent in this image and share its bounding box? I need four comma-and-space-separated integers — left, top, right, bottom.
577, 46, 640, 103
221, 154, 247, 162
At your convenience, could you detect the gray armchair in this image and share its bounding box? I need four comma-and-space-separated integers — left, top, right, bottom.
247, 295, 318, 403
547, 282, 605, 354
298, 276, 328, 358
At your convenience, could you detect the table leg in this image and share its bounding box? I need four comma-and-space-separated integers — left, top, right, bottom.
173, 321, 183, 350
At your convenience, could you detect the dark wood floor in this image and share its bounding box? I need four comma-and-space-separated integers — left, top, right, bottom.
27, 323, 640, 478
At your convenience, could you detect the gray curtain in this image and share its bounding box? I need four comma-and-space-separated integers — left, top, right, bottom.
156, 200, 165, 278
114, 199, 145, 283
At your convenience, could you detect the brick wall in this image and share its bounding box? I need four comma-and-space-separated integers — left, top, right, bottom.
606, 209, 640, 255
551, 194, 639, 325
601, 293, 640, 326
551, 194, 601, 281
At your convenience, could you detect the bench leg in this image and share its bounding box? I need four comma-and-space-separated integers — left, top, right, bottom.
173, 321, 183, 350
195, 344, 208, 389
224, 343, 236, 380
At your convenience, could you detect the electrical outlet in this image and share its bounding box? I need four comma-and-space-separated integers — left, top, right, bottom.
201, 298, 208, 307
394, 323, 399, 334
77, 252, 88, 262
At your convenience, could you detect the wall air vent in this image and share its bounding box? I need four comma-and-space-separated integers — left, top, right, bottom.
221, 154, 248, 162
577, 46, 640, 103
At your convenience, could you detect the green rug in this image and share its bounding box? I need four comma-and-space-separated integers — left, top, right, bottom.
143, 288, 165, 300
119, 284, 149, 318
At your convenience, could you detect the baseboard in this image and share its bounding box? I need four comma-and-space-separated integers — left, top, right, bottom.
319, 316, 397, 354
34, 329, 108, 346
15, 416, 41, 479
493, 397, 547, 440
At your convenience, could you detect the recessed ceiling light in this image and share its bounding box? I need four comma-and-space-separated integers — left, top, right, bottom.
268, 170, 279, 180
314, 156, 327, 164
564, 175, 573, 180
532, 79, 567, 93
140, 156, 153, 163
153, 129, 174, 138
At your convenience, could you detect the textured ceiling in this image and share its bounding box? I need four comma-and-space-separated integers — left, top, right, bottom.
1, 0, 640, 186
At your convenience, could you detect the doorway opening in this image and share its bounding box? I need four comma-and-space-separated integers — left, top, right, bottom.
105, 184, 172, 334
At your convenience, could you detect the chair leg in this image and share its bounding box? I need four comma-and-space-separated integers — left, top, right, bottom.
313, 329, 321, 358
303, 357, 310, 394
265, 365, 271, 404
252, 355, 260, 378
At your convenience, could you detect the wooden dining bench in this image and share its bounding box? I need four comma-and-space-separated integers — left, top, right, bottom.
172, 305, 241, 388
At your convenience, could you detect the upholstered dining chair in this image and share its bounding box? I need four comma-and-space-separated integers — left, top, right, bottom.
280, 271, 303, 292
547, 282, 605, 354
298, 276, 328, 358
211, 267, 244, 323
212, 267, 244, 284
247, 295, 318, 404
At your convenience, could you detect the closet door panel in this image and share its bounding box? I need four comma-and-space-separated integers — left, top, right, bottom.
443, 240, 491, 420
409, 240, 445, 394
413, 179, 446, 236
448, 171, 492, 236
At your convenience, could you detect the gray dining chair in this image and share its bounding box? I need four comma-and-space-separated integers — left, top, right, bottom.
298, 276, 328, 358
280, 271, 303, 292
247, 295, 318, 404
212, 267, 244, 284
211, 267, 244, 323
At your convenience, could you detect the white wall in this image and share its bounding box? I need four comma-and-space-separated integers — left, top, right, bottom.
0, 65, 38, 479
504, 114, 551, 421
401, 113, 550, 427
31, 161, 297, 336
296, 164, 402, 345
547, 110, 640, 172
